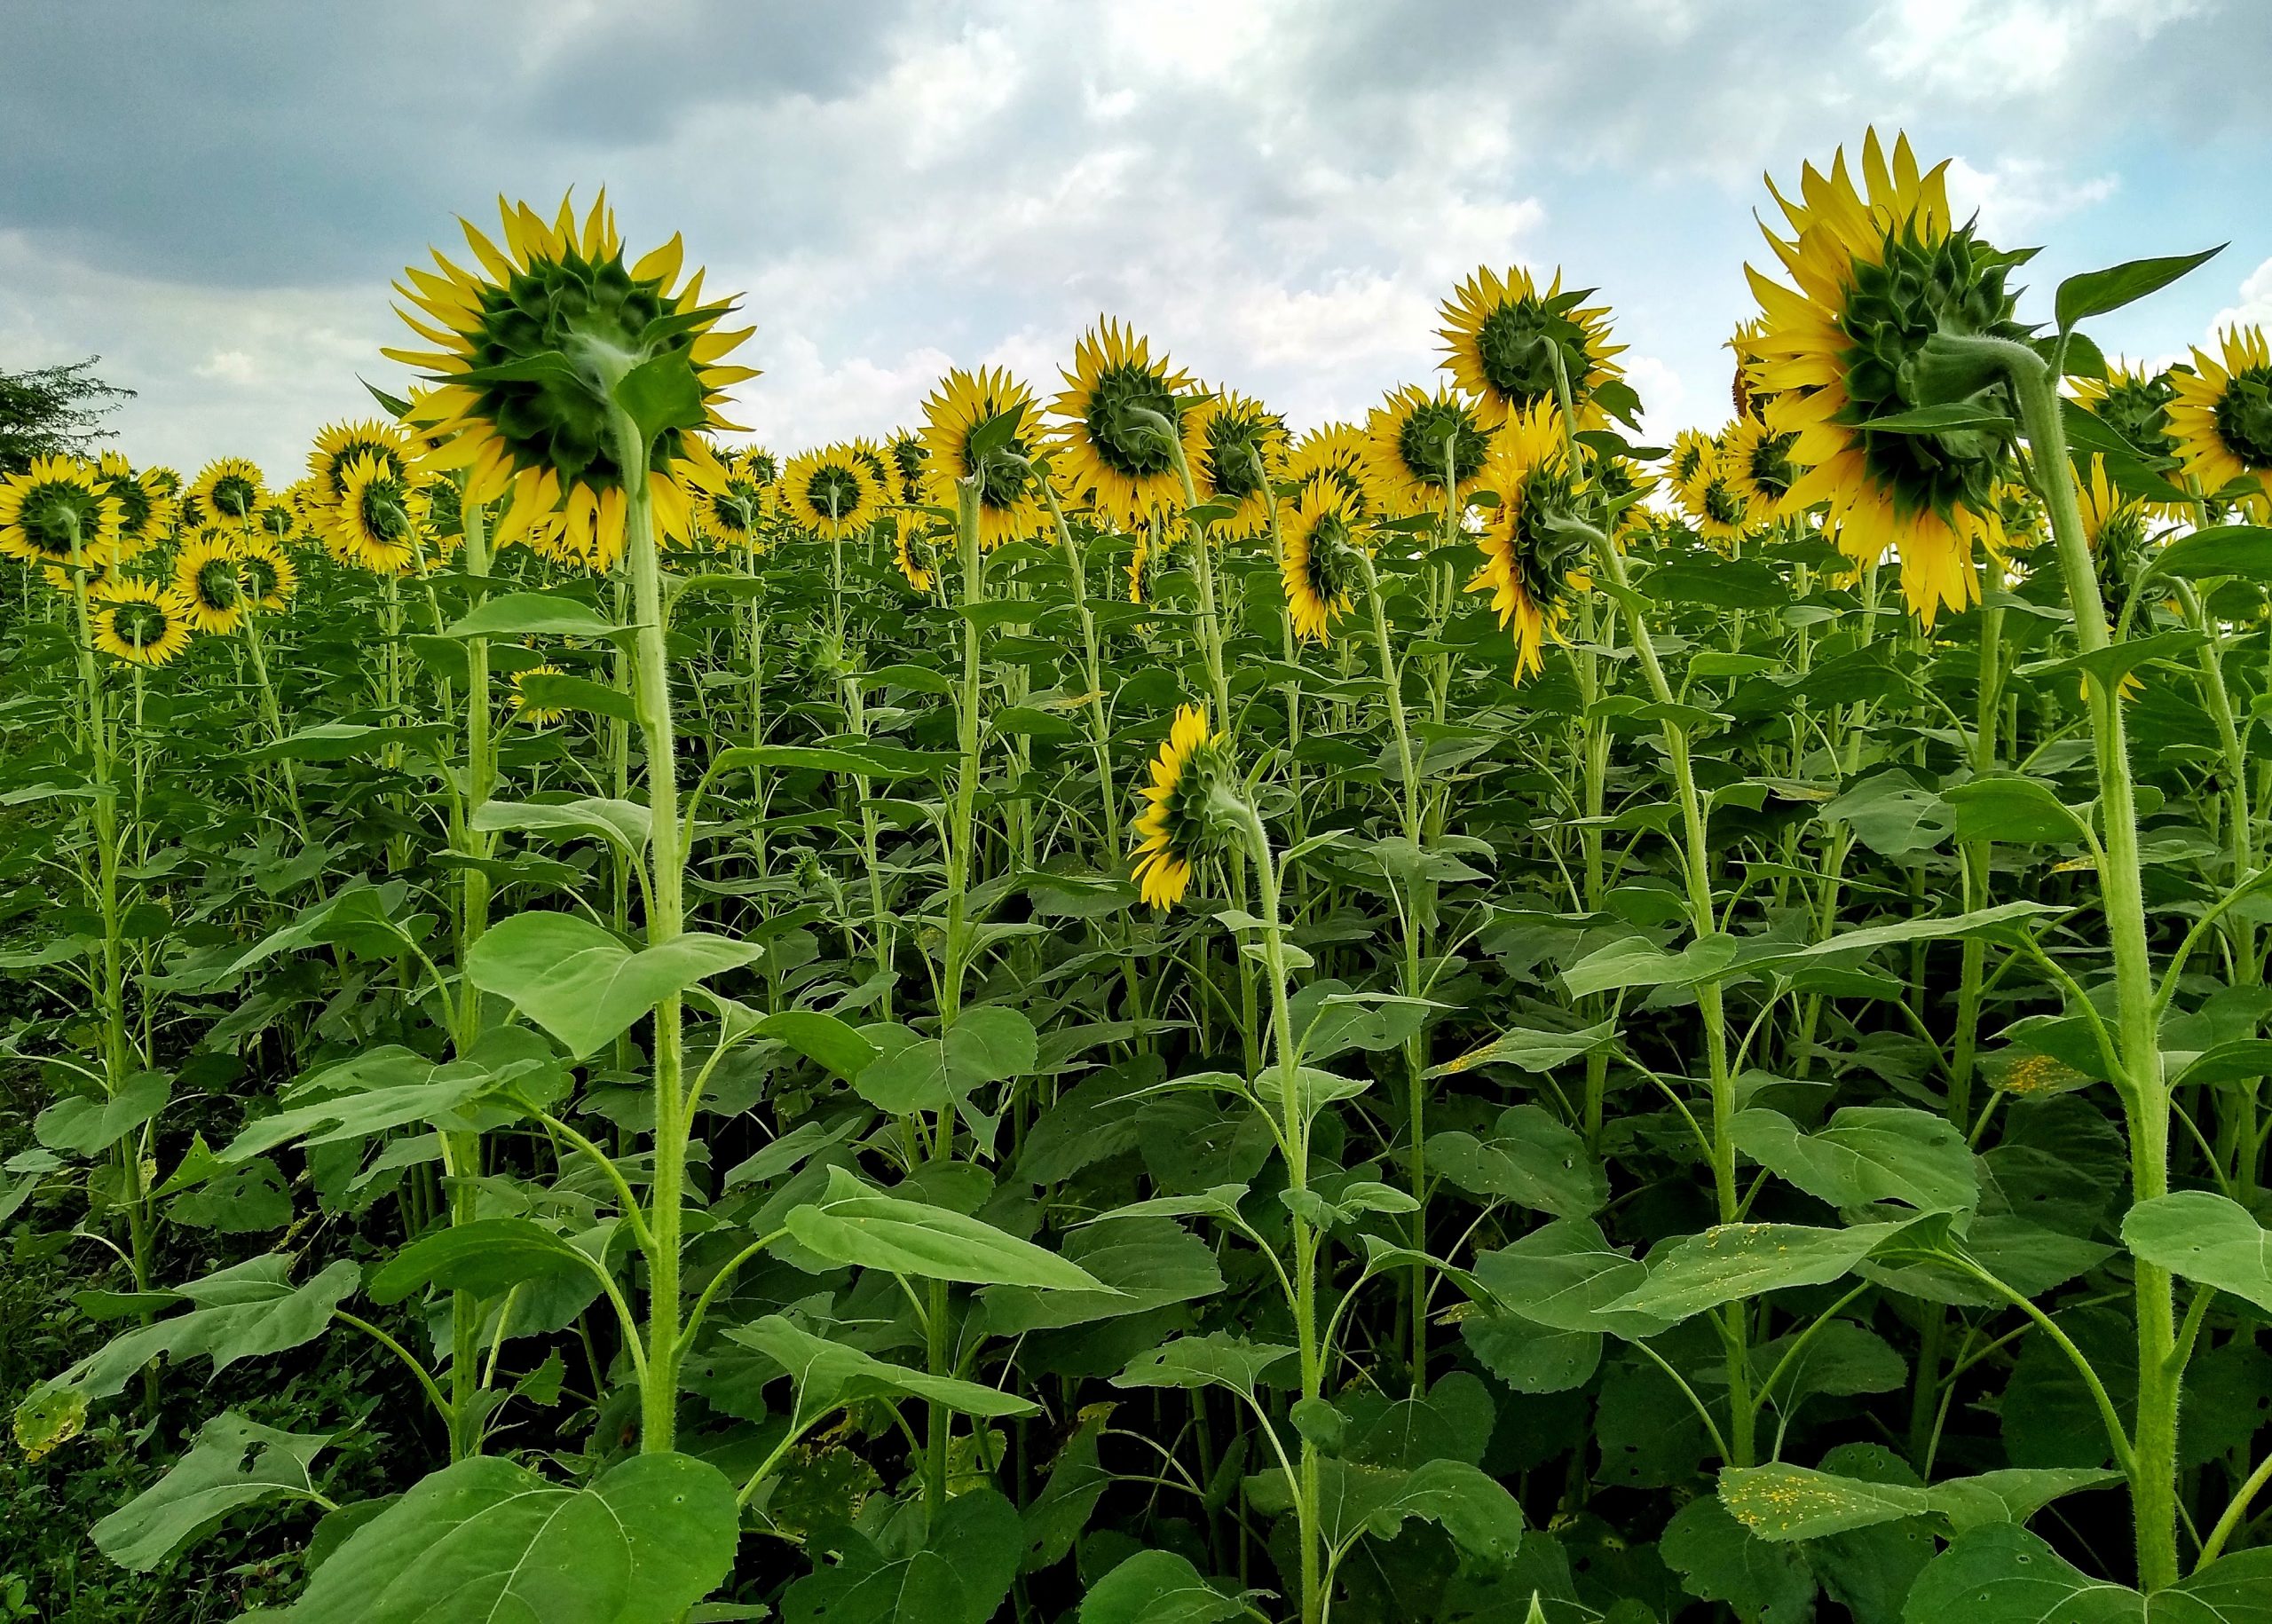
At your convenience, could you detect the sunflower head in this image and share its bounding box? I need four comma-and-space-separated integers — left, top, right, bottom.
895, 520, 938, 595
509, 664, 569, 725
1280, 476, 1363, 643
1361, 383, 1495, 517
1050, 319, 1195, 529
1991, 480, 2047, 556
2071, 362, 2181, 466
0, 455, 122, 568
1688, 466, 1755, 547
920, 367, 1047, 548
2170, 327, 2272, 507
1439, 264, 1627, 430
93, 457, 178, 551
1186, 390, 1288, 540
1592, 453, 1659, 543
1285, 423, 1374, 521
1720, 417, 1803, 522
190, 458, 266, 526
1465, 404, 1590, 681
1665, 429, 1717, 508
91, 577, 195, 666
1743, 130, 2024, 623
886, 430, 929, 506
328, 453, 428, 575
690, 447, 770, 544
1729, 319, 1771, 422
739, 445, 781, 488
236, 534, 297, 611
2078, 454, 2154, 620
388, 193, 754, 561
308, 421, 422, 516
1131, 704, 1240, 911
172, 532, 248, 632
781, 445, 887, 540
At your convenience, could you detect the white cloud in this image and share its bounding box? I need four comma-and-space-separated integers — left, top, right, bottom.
2209, 255, 2272, 342
1943, 154, 2118, 238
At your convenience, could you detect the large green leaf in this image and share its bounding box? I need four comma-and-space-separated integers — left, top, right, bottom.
1112, 1334, 1298, 1404
2122, 1189, 2272, 1312
35, 1071, 170, 1157
1903, 1525, 2272, 1623
1077, 1550, 1244, 1624
1427, 1105, 1607, 1218
466, 911, 764, 1060
1608, 1219, 1922, 1324
2055, 244, 2222, 330
367, 1218, 602, 1306
1732, 1107, 1978, 1211
1245, 1457, 1525, 1564
221, 1042, 553, 1163
727, 1314, 1036, 1424
1426, 1020, 1616, 1076
472, 796, 651, 856
279, 1454, 738, 1623
856, 1006, 1036, 1115
785, 1167, 1106, 1290
1719, 1462, 2121, 1541
94, 1410, 331, 1571
778, 1486, 1022, 1624
445, 591, 625, 641
982, 1215, 1224, 1334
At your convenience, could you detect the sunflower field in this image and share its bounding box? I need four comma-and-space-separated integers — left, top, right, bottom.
5, 131, 2272, 1623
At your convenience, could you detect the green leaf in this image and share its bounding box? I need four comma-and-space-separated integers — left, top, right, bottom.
2055, 244, 2222, 330
779, 1486, 1022, 1624
1427, 1105, 1607, 1218
1661, 1495, 1816, 1624
1719, 1462, 2119, 1542
711, 741, 950, 780
613, 351, 709, 447
280, 1453, 738, 1623
1561, 931, 1740, 997
1859, 401, 2016, 437
473, 796, 651, 855
983, 1216, 1224, 1334
2150, 524, 2272, 583
1903, 1524, 2272, 1623
760, 1009, 880, 1084
1113, 1334, 1298, 1404
2122, 1189, 2272, 1313
1942, 777, 2091, 845
1427, 1020, 1615, 1077
1470, 1217, 1664, 1338
726, 1314, 1037, 1423
1077, 1549, 1243, 1624
1751, 901, 2065, 971
512, 669, 638, 725
367, 1218, 601, 1306
36, 1071, 170, 1156
247, 721, 448, 763
1608, 1219, 1922, 1324
1732, 1107, 1978, 1211
220, 1045, 547, 1163
16, 1257, 359, 1454
855, 1007, 1037, 1115
465, 911, 764, 1060
93, 1410, 331, 1571
444, 591, 625, 641
785, 1167, 1106, 1290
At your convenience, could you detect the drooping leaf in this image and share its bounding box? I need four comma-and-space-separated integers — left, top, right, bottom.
94, 1411, 331, 1571
1077, 1549, 1244, 1624
1732, 1107, 1978, 1211
466, 911, 764, 1060
785, 1167, 1106, 1290
2122, 1189, 2272, 1313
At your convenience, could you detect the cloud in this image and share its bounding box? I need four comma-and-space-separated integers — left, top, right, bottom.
2209, 256, 2272, 342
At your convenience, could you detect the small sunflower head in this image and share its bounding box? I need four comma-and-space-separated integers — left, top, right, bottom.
895, 520, 938, 595
309, 421, 422, 516
1186, 390, 1289, 540
1665, 429, 1717, 508
2170, 327, 2272, 507
94, 457, 178, 550
1439, 264, 1627, 429
1729, 319, 1771, 422
1280, 476, 1364, 643
509, 664, 569, 725
91, 577, 196, 666
691, 450, 769, 544
1464, 405, 1590, 681
1592, 453, 1658, 543
1721, 417, 1803, 522
886, 430, 929, 506
0, 455, 122, 568
1361, 383, 1495, 517
328, 453, 428, 574
2079, 455, 2154, 619
1285, 423, 1374, 522
236, 534, 297, 611
172, 532, 248, 632
782, 445, 888, 540
1131, 704, 1242, 911
191, 457, 267, 526
1050, 319, 1195, 528
920, 367, 1047, 548
2071, 363, 2181, 466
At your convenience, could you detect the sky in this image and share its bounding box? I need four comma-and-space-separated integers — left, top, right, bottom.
3, 0, 2268, 480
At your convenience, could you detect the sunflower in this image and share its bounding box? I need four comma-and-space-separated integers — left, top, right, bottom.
90, 578, 195, 666
1279, 476, 1362, 643
509, 664, 569, 725
738, 445, 782, 489
1050, 319, 1196, 529
171, 532, 248, 634
780, 445, 887, 540
0, 456, 122, 570
1990, 480, 2047, 557
1719, 416, 1804, 522
1131, 704, 1235, 911
307, 421, 422, 517
1284, 423, 1374, 521
1438, 264, 1626, 430
2169, 327, 2272, 509
1185, 390, 1288, 540
1125, 526, 1150, 604
886, 430, 929, 506
1665, 429, 1718, 510
1728, 319, 1771, 422
386, 193, 754, 564
690, 447, 770, 548
2071, 362, 2181, 465
1361, 383, 1494, 518
895, 521, 938, 594
189, 458, 266, 528
251, 499, 301, 547
235, 534, 297, 611
1740, 130, 2024, 625
418, 474, 465, 559
919, 367, 1049, 548
95, 453, 178, 554
327, 453, 427, 575
1687, 469, 1754, 547
1465, 404, 1590, 682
